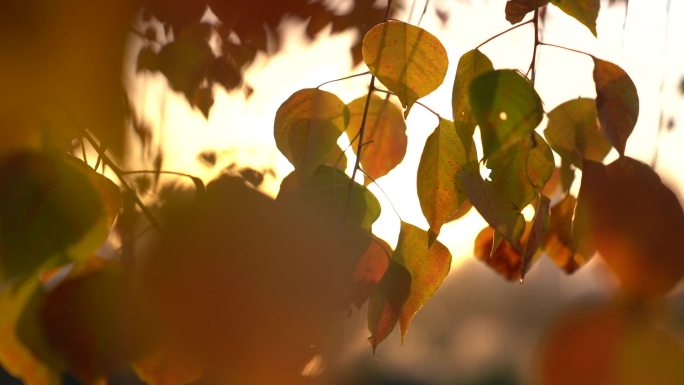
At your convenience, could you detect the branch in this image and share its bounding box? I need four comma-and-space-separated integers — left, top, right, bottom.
317, 71, 370, 89
475, 19, 534, 50
527, 9, 540, 84
538, 42, 593, 58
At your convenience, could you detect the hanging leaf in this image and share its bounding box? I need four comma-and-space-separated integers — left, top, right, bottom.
351, 237, 391, 308
0, 278, 60, 385
277, 165, 381, 230
550, 0, 600, 36
393, 222, 451, 341
543, 194, 592, 274
544, 98, 612, 168
417, 119, 477, 246
0, 152, 115, 282
460, 169, 526, 250
367, 261, 411, 352
452, 49, 494, 153
470, 69, 544, 158
346, 94, 407, 182
560, 158, 576, 193
133, 343, 204, 385
521, 195, 550, 278
592, 58, 639, 157
577, 158, 684, 298
474, 226, 527, 281
274, 89, 349, 179
320, 145, 348, 171
362, 21, 448, 114
486, 132, 554, 210
505, 0, 549, 24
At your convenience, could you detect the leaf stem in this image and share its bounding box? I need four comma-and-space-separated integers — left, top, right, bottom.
82, 130, 164, 234
317, 71, 371, 89
475, 19, 533, 50
527, 9, 540, 84
538, 42, 593, 59
374, 88, 441, 119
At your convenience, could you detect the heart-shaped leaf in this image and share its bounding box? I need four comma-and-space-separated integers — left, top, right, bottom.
346, 94, 407, 183
362, 21, 448, 114
367, 261, 411, 352
417, 118, 477, 246
544, 98, 612, 168
550, 0, 600, 36
274, 89, 349, 179
470, 69, 544, 158
452, 49, 494, 153
592, 58, 639, 157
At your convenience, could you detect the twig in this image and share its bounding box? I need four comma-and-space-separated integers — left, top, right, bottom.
359, 168, 403, 222
82, 130, 164, 234
475, 19, 534, 50
374, 88, 441, 119
317, 71, 371, 89
418, 0, 430, 26
527, 9, 540, 84
538, 42, 593, 58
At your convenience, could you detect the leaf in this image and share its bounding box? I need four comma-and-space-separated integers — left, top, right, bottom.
592, 58, 639, 157
277, 165, 381, 230
0, 152, 113, 282
452, 49, 494, 153
274, 89, 349, 179
0, 278, 60, 385
474, 226, 526, 281
550, 0, 600, 36
346, 94, 407, 182
157, 32, 213, 100
543, 195, 591, 274
505, 0, 549, 24
486, 132, 554, 210
417, 118, 477, 245
544, 98, 612, 168
133, 344, 204, 385
560, 158, 575, 192
351, 237, 391, 308
577, 158, 684, 297
362, 21, 448, 114
320, 145, 348, 171
460, 169, 526, 250
469, 69, 544, 158
191, 87, 214, 119
367, 261, 411, 352
393, 222, 452, 341
521, 195, 550, 278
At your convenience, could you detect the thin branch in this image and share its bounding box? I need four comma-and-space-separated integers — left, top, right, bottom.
417, 0, 430, 26
527, 9, 540, 84
359, 168, 403, 222
119, 170, 200, 180
475, 19, 534, 50
374, 88, 441, 119
82, 130, 164, 234
317, 71, 371, 89
80, 137, 88, 163
347, 76, 376, 190
538, 42, 593, 58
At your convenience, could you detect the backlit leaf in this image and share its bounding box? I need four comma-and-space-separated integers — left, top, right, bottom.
470, 69, 544, 158
452, 49, 494, 153
486, 132, 554, 210
393, 222, 451, 341
592, 58, 639, 157
346, 94, 407, 182
544, 98, 611, 168
320, 145, 348, 171
522, 195, 550, 278
367, 261, 411, 352
351, 237, 391, 308
362, 21, 448, 114
133, 344, 204, 385
278, 165, 381, 230
460, 169, 526, 250
274, 89, 349, 179
0, 152, 110, 282
0, 278, 60, 385
417, 119, 477, 245
550, 0, 600, 36
505, 0, 549, 24
474, 223, 538, 281
543, 194, 592, 274
577, 158, 684, 297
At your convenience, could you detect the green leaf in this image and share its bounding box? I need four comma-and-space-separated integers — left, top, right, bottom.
505, 0, 549, 24
367, 261, 411, 352
0, 152, 114, 282
393, 222, 451, 341
417, 118, 476, 245
277, 165, 381, 230
469, 69, 544, 158
550, 0, 600, 36
544, 98, 612, 168
522, 195, 550, 278
362, 21, 448, 114
592, 58, 639, 157
486, 132, 554, 210
452, 49, 494, 154
346, 94, 407, 183
274, 89, 349, 179
460, 169, 526, 250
